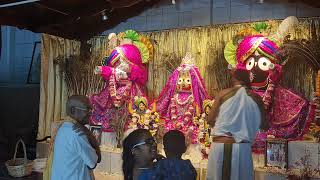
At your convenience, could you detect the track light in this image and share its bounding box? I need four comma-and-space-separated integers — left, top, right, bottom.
257, 0, 264, 3
102, 11, 108, 21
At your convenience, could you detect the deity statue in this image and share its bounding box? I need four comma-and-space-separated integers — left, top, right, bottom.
153, 52, 210, 143
194, 99, 213, 159
89, 30, 153, 146
127, 96, 160, 136
224, 17, 316, 152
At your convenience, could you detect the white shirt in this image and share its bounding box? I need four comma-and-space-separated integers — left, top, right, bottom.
51, 122, 98, 180
212, 87, 261, 143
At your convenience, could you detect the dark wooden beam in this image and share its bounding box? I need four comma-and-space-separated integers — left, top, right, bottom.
0, 0, 159, 40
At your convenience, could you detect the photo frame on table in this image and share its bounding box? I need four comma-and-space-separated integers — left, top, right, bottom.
90, 125, 102, 146
265, 138, 288, 169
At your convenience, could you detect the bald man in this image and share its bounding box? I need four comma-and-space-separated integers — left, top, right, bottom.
51, 95, 101, 180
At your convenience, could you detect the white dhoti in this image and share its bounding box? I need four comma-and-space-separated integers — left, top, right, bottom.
206, 143, 253, 180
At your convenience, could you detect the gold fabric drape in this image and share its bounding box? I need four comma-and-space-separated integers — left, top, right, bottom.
37, 34, 80, 139
90, 18, 320, 100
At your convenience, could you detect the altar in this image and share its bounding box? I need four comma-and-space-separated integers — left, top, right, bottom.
36, 140, 320, 180
33, 14, 320, 180
90, 141, 320, 180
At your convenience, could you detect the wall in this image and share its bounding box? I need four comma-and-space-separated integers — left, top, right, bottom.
0, 86, 40, 162
0, 26, 40, 84
102, 0, 320, 35
0, 27, 40, 165
2, 1, 320, 79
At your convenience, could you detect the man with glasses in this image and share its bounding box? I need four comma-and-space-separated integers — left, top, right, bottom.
122, 129, 159, 180
48, 95, 101, 180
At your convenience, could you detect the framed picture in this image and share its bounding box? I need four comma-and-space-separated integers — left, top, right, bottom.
90, 125, 102, 146
265, 138, 288, 169
27, 41, 41, 84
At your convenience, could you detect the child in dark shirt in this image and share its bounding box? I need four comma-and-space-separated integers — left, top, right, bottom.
139, 130, 197, 180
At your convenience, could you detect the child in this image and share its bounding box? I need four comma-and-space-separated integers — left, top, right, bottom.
139, 130, 197, 180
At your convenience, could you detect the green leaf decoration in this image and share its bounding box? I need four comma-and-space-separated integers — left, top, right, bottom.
253, 22, 268, 33
224, 41, 237, 67
124, 30, 139, 41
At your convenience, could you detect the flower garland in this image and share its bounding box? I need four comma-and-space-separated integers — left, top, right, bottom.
316, 70, 320, 97
108, 71, 132, 108
166, 94, 198, 143
194, 113, 211, 159
261, 78, 275, 111
129, 110, 160, 136
260, 65, 282, 111
306, 70, 320, 141
315, 70, 320, 123
170, 95, 194, 124
175, 94, 194, 106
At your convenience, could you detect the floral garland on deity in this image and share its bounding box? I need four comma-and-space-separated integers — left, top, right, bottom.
167, 94, 198, 144
194, 99, 213, 159
171, 94, 195, 120
108, 71, 132, 108
304, 70, 320, 141
128, 96, 160, 136
314, 70, 320, 124
261, 81, 275, 111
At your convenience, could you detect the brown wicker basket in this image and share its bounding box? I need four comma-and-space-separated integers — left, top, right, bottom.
5, 139, 34, 177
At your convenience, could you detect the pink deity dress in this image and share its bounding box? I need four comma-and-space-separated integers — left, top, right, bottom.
153, 53, 210, 143
225, 32, 316, 152
90, 44, 148, 132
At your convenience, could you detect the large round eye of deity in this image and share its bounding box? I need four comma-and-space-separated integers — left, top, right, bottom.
185, 78, 191, 85
245, 57, 255, 70
178, 78, 183, 84
257, 57, 271, 71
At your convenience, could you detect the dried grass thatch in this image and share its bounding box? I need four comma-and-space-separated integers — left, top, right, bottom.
207, 43, 232, 96
53, 53, 104, 96
161, 52, 182, 73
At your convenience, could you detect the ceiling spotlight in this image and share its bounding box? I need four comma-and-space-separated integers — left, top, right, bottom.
102, 11, 108, 21
172, 0, 175, 5
257, 0, 264, 3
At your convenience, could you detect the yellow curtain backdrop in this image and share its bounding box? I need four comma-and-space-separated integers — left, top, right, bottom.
37, 34, 80, 139
89, 17, 320, 100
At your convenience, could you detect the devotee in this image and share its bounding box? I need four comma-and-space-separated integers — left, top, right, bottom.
122, 129, 158, 180
139, 130, 197, 180
48, 95, 101, 180
206, 69, 268, 180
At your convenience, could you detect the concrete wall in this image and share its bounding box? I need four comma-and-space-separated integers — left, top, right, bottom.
0, 26, 40, 84
0, 28, 40, 164
102, 0, 320, 34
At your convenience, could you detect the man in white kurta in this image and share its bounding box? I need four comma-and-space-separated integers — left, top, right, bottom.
51, 121, 98, 180
206, 69, 267, 180
50, 95, 100, 180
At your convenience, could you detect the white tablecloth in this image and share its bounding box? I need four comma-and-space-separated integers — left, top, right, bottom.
37, 140, 320, 179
